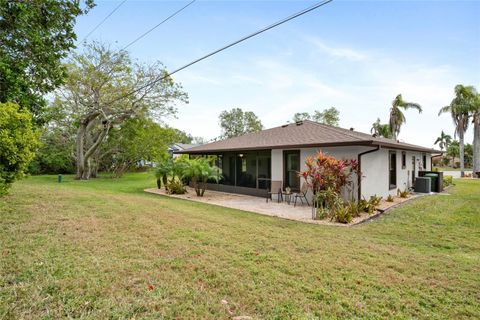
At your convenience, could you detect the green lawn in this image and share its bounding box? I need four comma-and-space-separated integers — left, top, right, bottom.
433, 166, 473, 172
1, 173, 479, 319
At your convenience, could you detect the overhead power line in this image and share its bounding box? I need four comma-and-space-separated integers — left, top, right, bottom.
81, 0, 128, 43
107, 0, 334, 105
123, 0, 197, 50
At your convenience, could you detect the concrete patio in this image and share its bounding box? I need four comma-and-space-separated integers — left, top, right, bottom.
144, 187, 326, 224
144, 187, 432, 226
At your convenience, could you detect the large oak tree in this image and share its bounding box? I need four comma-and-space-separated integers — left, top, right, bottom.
54, 42, 187, 179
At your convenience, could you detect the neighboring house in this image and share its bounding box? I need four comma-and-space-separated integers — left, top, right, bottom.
177, 120, 440, 199
168, 143, 200, 158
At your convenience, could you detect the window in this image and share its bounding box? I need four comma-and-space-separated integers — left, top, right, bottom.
389, 151, 397, 189
422, 154, 427, 170
402, 151, 406, 169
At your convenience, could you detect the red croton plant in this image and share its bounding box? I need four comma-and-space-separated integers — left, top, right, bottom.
300, 151, 361, 197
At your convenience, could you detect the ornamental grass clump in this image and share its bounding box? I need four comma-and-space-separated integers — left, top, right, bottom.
397, 188, 410, 198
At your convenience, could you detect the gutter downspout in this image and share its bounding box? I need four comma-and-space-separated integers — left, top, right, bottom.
357, 145, 380, 200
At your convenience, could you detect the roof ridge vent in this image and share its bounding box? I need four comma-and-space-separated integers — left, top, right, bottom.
281, 124, 288, 128
295, 121, 303, 126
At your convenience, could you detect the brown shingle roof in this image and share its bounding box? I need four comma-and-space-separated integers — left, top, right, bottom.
179, 120, 439, 154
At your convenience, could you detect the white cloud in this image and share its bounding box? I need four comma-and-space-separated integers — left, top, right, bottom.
231, 74, 264, 85
170, 36, 475, 148
304, 36, 368, 61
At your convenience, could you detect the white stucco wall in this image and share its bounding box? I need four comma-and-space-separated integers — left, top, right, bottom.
361, 148, 432, 198
301, 146, 375, 201
271, 149, 283, 181
361, 148, 390, 198
270, 146, 432, 201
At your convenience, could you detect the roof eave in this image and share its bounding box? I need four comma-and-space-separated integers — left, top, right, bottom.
374, 141, 442, 153
176, 140, 441, 155
175, 141, 377, 154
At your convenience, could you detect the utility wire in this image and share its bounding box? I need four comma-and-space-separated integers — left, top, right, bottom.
81, 0, 128, 43
107, 0, 334, 105
122, 0, 197, 50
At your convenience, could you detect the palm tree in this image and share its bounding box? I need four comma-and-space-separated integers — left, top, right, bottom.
182, 158, 219, 196
155, 158, 173, 191
439, 85, 476, 177
389, 94, 422, 141
434, 130, 452, 151
371, 118, 392, 138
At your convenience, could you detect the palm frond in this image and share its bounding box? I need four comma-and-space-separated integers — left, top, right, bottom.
403, 102, 422, 113
438, 105, 451, 116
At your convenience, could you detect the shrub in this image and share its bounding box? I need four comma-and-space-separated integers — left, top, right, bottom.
386, 194, 394, 202
315, 188, 343, 220
315, 191, 365, 223
316, 207, 330, 220
397, 188, 409, 198
182, 158, 220, 197
316, 189, 339, 213
167, 180, 186, 194
0, 102, 40, 196
333, 205, 353, 224
346, 201, 362, 218
28, 129, 75, 175
368, 195, 382, 206
358, 198, 376, 214
315, 190, 381, 222
301, 152, 360, 199
441, 157, 450, 166
332, 201, 366, 224
443, 175, 453, 187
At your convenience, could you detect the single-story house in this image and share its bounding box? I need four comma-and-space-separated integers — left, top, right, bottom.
177, 120, 440, 200
168, 143, 201, 158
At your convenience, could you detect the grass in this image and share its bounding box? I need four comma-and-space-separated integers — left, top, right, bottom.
1, 172, 479, 319
433, 166, 473, 172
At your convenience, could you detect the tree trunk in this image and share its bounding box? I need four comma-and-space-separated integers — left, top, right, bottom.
75, 123, 87, 179
162, 175, 168, 191
473, 115, 480, 177
75, 111, 103, 180
459, 130, 465, 177
89, 150, 100, 178
76, 121, 110, 179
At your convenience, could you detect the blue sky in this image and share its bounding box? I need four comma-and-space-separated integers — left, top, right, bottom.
74, 0, 480, 147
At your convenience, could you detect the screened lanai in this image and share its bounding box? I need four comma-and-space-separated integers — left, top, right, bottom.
194, 150, 272, 197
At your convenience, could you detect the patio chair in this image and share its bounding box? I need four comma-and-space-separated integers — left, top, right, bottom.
266, 180, 283, 203
293, 182, 310, 207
